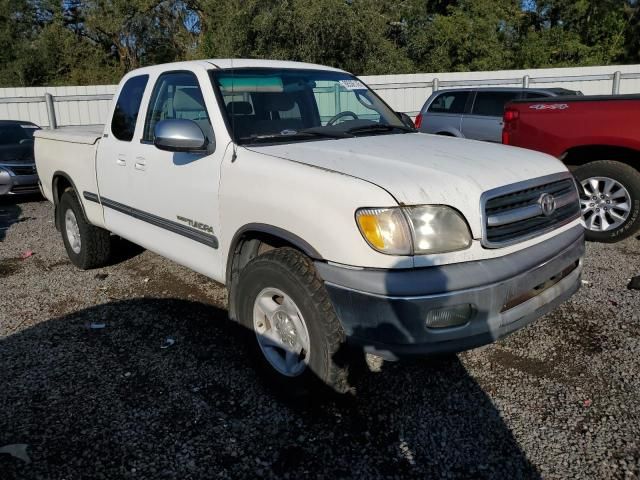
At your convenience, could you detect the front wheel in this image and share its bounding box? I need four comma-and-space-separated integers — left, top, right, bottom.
235, 248, 354, 394
574, 161, 640, 242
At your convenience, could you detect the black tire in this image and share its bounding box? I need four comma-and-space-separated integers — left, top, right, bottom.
235, 247, 354, 394
58, 190, 111, 269
573, 161, 640, 242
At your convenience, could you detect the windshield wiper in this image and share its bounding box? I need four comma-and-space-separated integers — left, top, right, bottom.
345, 124, 416, 135
240, 129, 353, 143
297, 127, 355, 139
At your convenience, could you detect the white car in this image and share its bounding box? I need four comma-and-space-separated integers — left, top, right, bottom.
34, 59, 584, 392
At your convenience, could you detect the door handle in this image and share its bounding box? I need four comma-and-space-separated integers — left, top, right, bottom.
134, 157, 147, 171
116, 154, 126, 166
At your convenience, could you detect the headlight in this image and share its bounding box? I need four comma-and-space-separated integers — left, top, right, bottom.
0, 167, 11, 195
404, 205, 472, 254
355, 208, 413, 255
356, 205, 471, 255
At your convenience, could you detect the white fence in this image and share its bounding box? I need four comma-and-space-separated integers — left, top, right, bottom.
1, 64, 639, 128
365, 64, 640, 116
0, 85, 116, 128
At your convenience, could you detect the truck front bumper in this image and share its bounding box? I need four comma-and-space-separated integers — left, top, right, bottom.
316, 225, 584, 359
0, 167, 39, 196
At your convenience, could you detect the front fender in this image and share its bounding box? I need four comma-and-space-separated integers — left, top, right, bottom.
219, 148, 412, 270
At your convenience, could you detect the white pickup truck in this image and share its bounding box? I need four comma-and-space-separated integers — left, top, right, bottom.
35, 59, 584, 392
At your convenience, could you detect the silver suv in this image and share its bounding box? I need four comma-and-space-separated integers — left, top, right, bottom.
416, 87, 581, 143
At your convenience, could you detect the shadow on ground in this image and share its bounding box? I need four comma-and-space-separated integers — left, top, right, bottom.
0, 198, 25, 242
106, 236, 146, 266
0, 298, 540, 479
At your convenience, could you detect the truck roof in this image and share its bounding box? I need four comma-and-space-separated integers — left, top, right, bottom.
511, 93, 640, 103
432, 87, 576, 94
127, 59, 347, 76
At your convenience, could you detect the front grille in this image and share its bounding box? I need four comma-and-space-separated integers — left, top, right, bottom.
484, 177, 580, 246
7, 165, 36, 176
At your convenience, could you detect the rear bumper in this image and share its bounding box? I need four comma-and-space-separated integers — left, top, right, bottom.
316, 225, 584, 359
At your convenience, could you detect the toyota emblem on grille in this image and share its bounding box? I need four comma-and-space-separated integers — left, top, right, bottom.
539, 193, 556, 216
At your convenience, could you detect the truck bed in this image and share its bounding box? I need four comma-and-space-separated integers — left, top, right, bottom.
503, 95, 640, 158
34, 125, 106, 229
34, 125, 104, 145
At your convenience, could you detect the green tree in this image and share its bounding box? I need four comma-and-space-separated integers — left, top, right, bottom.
620, 1, 640, 64
515, 0, 632, 68
193, 0, 414, 74
80, 0, 194, 72
0, 0, 38, 85
1, 0, 640, 87
406, 0, 521, 72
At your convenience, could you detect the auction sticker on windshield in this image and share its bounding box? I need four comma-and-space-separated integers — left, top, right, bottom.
339, 80, 367, 90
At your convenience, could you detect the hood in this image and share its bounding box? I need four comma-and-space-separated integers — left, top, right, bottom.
248, 133, 568, 238
0, 143, 35, 165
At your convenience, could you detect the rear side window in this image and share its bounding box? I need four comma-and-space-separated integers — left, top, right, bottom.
111, 75, 149, 141
427, 91, 469, 114
472, 92, 520, 117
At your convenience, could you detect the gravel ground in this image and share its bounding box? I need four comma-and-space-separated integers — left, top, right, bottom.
1, 196, 639, 479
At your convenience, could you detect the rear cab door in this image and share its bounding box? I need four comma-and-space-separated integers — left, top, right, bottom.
420, 90, 470, 136
461, 90, 522, 142
96, 74, 149, 237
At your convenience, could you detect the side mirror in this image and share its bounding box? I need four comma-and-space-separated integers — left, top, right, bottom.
154, 119, 207, 152
397, 112, 416, 129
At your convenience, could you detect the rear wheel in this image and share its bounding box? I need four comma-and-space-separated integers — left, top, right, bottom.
235, 247, 354, 394
574, 161, 640, 242
58, 190, 111, 269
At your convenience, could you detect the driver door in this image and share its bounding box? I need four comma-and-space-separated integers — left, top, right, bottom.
126, 70, 226, 279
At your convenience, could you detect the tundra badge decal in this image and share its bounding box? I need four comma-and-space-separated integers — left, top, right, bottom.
529, 103, 569, 111
177, 215, 215, 234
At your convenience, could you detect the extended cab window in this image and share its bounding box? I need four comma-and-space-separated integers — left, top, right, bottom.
428, 91, 469, 114
472, 92, 519, 117
111, 75, 149, 142
143, 71, 213, 143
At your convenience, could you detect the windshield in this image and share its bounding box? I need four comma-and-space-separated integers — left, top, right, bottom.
0, 125, 33, 146
210, 68, 410, 144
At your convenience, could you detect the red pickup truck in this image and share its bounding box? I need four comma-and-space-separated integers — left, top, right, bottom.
503, 95, 640, 242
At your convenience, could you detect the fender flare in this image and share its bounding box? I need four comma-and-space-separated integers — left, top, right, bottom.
51, 170, 89, 229
225, 223, 323, 283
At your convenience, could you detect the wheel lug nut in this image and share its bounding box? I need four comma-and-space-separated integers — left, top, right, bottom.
595, 208, 600, 212
589, 203, 595, 207
606, 200, 611, 204
600, 195, 605, 199
592, 196, 597, 201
